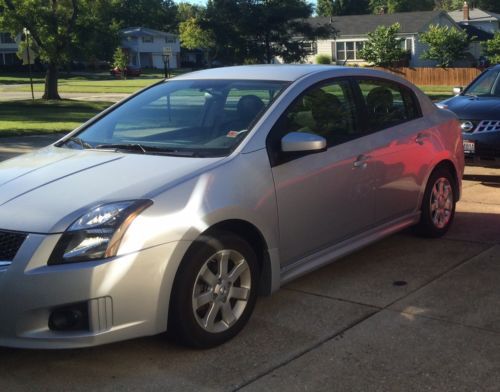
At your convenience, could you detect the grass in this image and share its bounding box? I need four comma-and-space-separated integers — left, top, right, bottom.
418, 85, 454, 102
0, 100, 113, 137
0, 69, 190, 94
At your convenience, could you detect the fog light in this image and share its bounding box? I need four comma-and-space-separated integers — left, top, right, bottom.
49, 303, 89, 331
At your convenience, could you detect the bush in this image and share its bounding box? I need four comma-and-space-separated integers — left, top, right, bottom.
316, 54, 331, 64
483, 32, 500, 65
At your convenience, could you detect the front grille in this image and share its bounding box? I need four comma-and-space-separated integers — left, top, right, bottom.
0, 230, 27, 261
473, 120, 500, 134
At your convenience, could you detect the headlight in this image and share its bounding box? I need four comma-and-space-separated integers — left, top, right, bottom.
49, 200, 153, 265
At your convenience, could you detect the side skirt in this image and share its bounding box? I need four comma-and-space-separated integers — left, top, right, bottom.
280, 212, 421, 286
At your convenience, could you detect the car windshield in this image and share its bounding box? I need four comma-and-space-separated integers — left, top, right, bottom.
60, 79, 289, 157
463, 69, 500, 97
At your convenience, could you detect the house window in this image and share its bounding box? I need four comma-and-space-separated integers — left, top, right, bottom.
142, 36, 153, 43
165, 37, 176, 44
303, 41, 317, 55
0, 33, 15, 44
400, 38, 413, 52
335, 41, 365, 61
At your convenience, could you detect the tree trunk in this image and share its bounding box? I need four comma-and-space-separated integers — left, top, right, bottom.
265, 34, 271, 64
43, 62, 60, 100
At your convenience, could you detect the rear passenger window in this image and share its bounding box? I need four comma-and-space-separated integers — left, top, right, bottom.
356, 79, 421, 131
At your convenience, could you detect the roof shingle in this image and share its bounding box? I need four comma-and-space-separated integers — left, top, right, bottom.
309, 11, 446, 37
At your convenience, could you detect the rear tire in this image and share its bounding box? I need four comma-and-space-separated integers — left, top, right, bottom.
415, 167, 456, 238
168, 231, 259, 348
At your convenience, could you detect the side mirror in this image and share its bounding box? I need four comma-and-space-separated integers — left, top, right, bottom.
281, 132, 326, 153
453, 86, 463, 95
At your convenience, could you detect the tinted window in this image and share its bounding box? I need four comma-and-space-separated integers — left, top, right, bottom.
464, 69, 500, 97
356, 79, 421, 131
270, 79, 359, 149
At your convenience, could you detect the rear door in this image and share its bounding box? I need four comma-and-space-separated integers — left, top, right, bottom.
352, 77, 431, 223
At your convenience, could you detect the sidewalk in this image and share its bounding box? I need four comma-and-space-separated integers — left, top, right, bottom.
0, 91, 128, 102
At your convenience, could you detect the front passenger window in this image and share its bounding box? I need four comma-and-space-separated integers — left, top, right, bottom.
271, 80, 359, 148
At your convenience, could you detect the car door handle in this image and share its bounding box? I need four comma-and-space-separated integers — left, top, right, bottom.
415, 133, 429, 145
353, 155, 371, 169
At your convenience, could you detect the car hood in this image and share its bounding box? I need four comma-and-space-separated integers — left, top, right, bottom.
441, 95, 500, 121
0, 146, 223, 233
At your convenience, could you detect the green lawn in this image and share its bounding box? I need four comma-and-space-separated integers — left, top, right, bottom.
0, 100, 113, 136
0, 70, 190, 94
419, 85, 454, 102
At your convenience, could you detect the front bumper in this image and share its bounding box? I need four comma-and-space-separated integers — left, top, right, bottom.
0, 233, 190, 349
462, 121, 500, 167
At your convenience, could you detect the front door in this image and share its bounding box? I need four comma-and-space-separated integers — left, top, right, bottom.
267, 79, 376, 266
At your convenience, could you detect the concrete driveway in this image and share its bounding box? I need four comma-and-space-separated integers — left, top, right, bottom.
0, 136, 499, 391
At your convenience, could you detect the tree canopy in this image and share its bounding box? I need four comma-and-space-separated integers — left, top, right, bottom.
482, 32, 500, 64
0, 0, 80, 99
359, 23, 407, 67
419, 24, 471, 67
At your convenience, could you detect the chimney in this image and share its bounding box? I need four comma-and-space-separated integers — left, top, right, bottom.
463, 1, 470, 21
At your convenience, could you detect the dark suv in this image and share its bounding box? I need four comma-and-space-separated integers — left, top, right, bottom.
439, 65, 500, 166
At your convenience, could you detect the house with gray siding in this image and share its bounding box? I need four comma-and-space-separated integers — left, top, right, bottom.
120, 27, 181, 69
307, 11, 467, 67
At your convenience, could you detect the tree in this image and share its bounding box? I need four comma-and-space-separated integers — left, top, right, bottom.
196, 0, 334, 65
179, 17, 216, 66
476, 0, 500, 13
433, 0, 463, 10
330, 0, 370, 15
317, 0, 334, 16
482, 32, 500, 64
110, 0, 178, 33
419, 24, 470, 67
0, 0, 79, 99
112, 47, 128, 79
71, 0, 121, 64
359, 23, 407, 66
369, 0, 434, 13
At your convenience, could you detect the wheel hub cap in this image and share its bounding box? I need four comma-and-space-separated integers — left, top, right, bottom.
192, 249, 251, 333
430, 177, 453, 229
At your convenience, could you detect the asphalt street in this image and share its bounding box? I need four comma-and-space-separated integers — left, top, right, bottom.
0, 135, 499, 391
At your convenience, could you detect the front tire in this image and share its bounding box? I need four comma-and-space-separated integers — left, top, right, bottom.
415, 167, 456, 238
169, 231, 259, 348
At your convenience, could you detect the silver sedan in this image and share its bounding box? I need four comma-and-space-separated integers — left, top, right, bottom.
0, 65, 463, 349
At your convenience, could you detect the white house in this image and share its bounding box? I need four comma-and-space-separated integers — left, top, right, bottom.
0, 32, 19, 66
308, 10, 463, 67
120, 27, 181, 69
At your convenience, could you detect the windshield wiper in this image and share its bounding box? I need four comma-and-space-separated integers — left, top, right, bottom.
92, 143, 200, 157
93, 143, 148, 153
66, 137, 93, 149
463, 92, 478, 98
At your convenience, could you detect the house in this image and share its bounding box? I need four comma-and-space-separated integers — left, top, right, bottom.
120, 27, 181, 69
448, 2, 499, 60
448, 2, 500, 35
307, 10, 468, 67
0, 32, 20, 66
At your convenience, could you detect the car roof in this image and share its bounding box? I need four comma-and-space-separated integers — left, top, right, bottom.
172, 64, 352, 82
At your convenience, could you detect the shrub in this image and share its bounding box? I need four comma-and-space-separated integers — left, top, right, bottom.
316, 54, 332, 64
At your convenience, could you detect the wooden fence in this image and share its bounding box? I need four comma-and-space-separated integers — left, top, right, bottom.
374, 67, 483, 86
